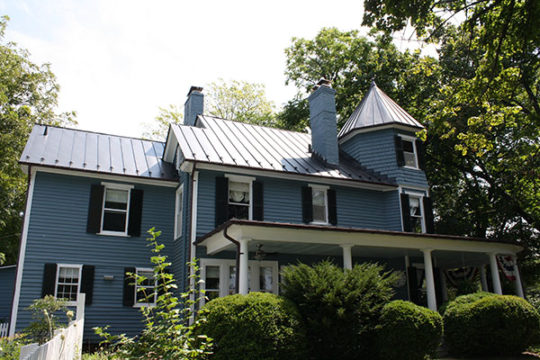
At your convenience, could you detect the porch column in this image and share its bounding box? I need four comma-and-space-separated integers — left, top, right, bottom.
513, 255, 525, 298
479, 265, 489, 291
422, 249, 437, 311
488, 252, 503, 295
341, 244, 353, 270
239, 238, 250, 295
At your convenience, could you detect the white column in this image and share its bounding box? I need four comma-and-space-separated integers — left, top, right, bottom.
479, 265, 488, 291
423, 249, 437, 311
489, 253, 503, 295
513, 256, 525, 298
238, 238, 250, 295
341, 244, 353, 270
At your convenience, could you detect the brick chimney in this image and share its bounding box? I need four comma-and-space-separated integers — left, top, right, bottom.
308, 79, 339, 166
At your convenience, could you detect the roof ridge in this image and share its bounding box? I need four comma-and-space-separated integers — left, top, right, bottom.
34, 124, 166, 144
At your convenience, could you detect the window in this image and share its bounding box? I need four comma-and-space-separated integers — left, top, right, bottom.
228, 181, 250, 220
101, 183, 132, 235
408, 195, 424, 233
311, 185, 328, 224
200, 258, 278, 306
55, 264, 82, 304
134, 268, 157, 307
398, 135, 419, 169
175, 185, 184, 239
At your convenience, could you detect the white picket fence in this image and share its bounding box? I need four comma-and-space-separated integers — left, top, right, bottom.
19, 293, 85, 360
0, 322, 9, 337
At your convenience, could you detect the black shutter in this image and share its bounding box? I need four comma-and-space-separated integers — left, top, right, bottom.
128, 189, 144, 237
423, 197, 435, 234
42, 263, 57, 297
395, 135, 405, 167
81, 265, 95, 305
215, 176, 229, 226
416, 139, 426, 170
123, 267, 136, 307
87, 185, 104, 233
327, 189, 337, 225
407, 266, 419, 304
401, 193, 411, 232
252, 181, 264, 221
301, 186, 313, 223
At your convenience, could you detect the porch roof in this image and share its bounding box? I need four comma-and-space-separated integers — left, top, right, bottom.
195, 220, 522, 256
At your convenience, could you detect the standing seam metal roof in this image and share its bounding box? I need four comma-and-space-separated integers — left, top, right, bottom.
338, 82, 424, 138
171, 115, 395, 186
20, 125, 178, 181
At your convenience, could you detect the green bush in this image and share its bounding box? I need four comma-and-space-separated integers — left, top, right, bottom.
0, 334, 27, 360
377, 300, 443, 360
439, 290, 493, 315
444, 294, 540, 356
196, 292, 307, 360
281, 261, 399, 360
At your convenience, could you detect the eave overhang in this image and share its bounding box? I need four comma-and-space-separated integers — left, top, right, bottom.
196, 220, 522, 256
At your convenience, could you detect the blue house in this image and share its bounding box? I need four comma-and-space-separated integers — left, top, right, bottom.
8, 80, 524, 341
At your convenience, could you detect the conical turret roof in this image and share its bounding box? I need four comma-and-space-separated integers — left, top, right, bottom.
338, 82, 424, 138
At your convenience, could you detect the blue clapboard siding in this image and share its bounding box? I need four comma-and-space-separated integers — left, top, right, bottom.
16, 172, 175, 342
0, 266, 15, 322
171, 170, 191, 294
340, 128, 429, 189
196, 169, 402, 235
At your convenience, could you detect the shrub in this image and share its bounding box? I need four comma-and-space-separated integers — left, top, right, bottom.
377, 300, 443, 360
0, 334, 27, 360
196, 292, 307, 360
24, 295, 72, 344
439, 290, 493, 315
281, 261, 399, 360
444, 294, 540, 356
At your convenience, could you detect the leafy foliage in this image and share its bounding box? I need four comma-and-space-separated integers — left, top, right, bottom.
0, 334, 27, 360
444, 293, 540, 356
142, 104, 183, 140
0, 16, 76, 264
94, 228, 212, 359
24, 295, 72, 344
377, 300, 443, 360
196, 292, 307, 360
280, 261, 399, 360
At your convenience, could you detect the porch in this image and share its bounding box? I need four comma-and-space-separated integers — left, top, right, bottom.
196, 220, 524, 311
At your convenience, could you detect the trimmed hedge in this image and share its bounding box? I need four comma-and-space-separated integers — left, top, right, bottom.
377, 300, 443, 360
280, 261, 398, 360
444, 293, 540, 356
196, 292, 307, 360
439, 291, 493, 315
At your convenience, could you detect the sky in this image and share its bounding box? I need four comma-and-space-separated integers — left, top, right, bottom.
1, 0, 424, 138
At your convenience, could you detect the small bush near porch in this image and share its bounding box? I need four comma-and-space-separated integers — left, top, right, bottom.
444, 293, 540, 357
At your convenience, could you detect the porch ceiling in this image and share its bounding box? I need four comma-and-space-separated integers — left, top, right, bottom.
196, 220, 522, 261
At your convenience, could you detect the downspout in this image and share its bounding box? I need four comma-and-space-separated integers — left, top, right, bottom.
223, 225, 241, 293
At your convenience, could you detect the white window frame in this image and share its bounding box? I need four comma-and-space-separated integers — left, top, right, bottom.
54, 263, 82, 306
398, 134, 419, 170
174, 184, 184, 239
403, 190, 426, 233
225, 174, 255, 221
309, 184, 329, 225
133, 267, 157, 308
199, 258, 279, 307
99, 182, 134, 236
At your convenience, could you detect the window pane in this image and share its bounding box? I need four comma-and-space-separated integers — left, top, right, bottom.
259, 267, 273, 293
404, 152, 417, 167
411, 216, 423, 233
409, 197, 421, 216
105, 189, 128, 210
138, 270, 154, 286
312, 190, 325, 206
103, 211, 127, 232
228, 204, 249, 220
229, 181, 249, 204
206, 266, 220, 290
313, 205, 326, 222
402, 140, 414, 152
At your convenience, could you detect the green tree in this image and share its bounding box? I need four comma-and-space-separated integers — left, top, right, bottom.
0, 16, 76, 264
143, 79, 276, 140
279, 28, 441, 131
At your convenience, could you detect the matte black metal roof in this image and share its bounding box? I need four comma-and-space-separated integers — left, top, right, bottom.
171, 115, 395, 186
339, 82, 424, 138
20, 125, 177, 181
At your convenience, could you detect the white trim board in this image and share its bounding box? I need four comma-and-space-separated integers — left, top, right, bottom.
21, 165, 178, 188
9, 167, 37, 336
